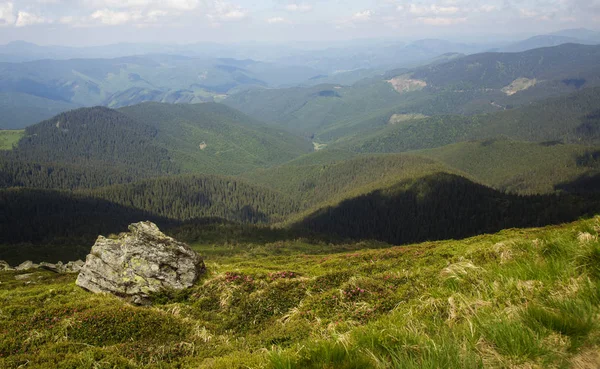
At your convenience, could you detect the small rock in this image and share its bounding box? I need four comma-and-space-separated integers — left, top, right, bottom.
0, 260, 12, 271
15, 273, 35, 280
76, 221, 206, 305
65, 260, 84, 273
15, 261, 38, 271
40, 261, 64, 273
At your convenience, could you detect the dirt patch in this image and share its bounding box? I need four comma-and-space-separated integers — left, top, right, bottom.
571, 348, 600, 369
388, 113, 428, 125
313, 142, 327, 151
501, 78, 537, 96
387, 74, 427, 94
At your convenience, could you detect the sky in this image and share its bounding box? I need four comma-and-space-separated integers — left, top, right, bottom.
0, 0, 598, 45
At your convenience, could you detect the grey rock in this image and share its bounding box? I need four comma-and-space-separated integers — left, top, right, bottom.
0, 260, 12, 271
76, 221, 205, 304
14, 273, 35, 280
15, 261, 38, 271
40, 261, 64, 273
65, 260, 84, 273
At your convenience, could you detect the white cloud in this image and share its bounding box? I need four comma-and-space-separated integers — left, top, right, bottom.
15, 11, 48, 27
417, 16, 467, 25
267, 16, 286, 24
519, 8, 538, 18
206, 1, 247, 22
85, 0, 199, 11
479, 5, 498, 13
91, 9, 138, 25
0, 2, 16, 26
285, 3, 312, 12
87, 8, 168, 26
352, 9, 373, 21
408, 4, 460, 16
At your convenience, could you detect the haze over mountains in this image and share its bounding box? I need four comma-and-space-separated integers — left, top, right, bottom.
1, 28, 599, 129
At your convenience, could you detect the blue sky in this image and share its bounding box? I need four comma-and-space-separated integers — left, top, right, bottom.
0, 0, 598, 45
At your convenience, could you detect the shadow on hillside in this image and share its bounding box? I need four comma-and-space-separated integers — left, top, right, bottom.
555, 172, 600, 194
294, 173, 600, 245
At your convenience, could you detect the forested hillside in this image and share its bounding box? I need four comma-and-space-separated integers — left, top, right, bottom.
340, 87, 600, 154
418, 139, 600, 194
225, 44, 600, 141
8, 106, 176, 175
295, 173, 600, 245
0, 174, 299, 261
412, 43, 600, 90
119, 102, 313, 174
0, 102, 313, 191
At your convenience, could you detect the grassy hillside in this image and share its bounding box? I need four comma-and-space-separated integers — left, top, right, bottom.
340, 87, 600, 154
2, 217, 600, 368
0, 130, 23, 150
119, 102, 313, 174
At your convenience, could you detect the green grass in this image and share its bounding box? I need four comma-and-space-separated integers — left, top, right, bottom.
3, 217, 600, 368
0, 130, 24, 150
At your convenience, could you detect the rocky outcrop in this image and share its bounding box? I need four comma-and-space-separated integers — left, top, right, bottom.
0, 260, 84, 273
40, 260, 85, 274
76, 221, 205, 305
0, 260, 13, 271
15, 260, 38, 271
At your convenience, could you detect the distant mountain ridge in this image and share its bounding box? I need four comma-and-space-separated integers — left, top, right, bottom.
225, 43, 600, 141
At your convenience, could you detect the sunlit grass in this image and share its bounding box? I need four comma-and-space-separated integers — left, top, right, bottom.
2, 216, 600, 368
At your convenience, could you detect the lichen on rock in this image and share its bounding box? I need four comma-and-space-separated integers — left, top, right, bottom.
76, 221, 206, 304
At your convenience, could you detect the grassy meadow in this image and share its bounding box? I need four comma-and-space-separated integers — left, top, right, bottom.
2, 217, 600, 368
0, 130, 24, 150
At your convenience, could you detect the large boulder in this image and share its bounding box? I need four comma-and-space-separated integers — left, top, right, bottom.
76, 221, 205, 304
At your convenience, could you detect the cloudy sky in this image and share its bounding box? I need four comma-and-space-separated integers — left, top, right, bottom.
0, 0, 598, 45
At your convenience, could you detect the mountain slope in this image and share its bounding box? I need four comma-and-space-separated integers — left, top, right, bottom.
418, 139, 600, 194
224, 81, 403, 137
339, 87, 600, 155
411, 43, 600, 90
0, 173, 299, 261
225, 44, 600, 141
1, 103, 312, 189
118, 102, 313, 174
6, 106, 176, 176
294, 172, 600, 245
498, 35, 596, 52
0, 55, 323, 129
